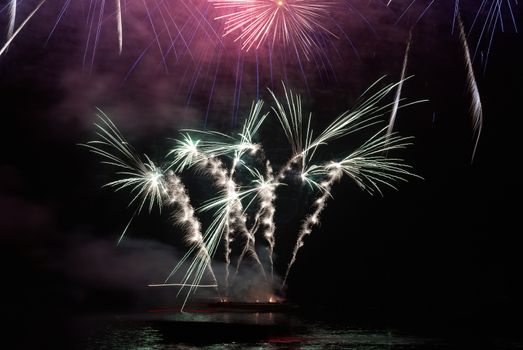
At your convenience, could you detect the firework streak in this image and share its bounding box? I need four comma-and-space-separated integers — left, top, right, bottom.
208, 0, 337, 59
457, 13, 483, 162
0, 0, 379, 127
85, 79, 420, 305
391, 0, 518, 67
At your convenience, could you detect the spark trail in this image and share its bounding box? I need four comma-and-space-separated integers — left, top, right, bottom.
250, 161, 277, 281
164, 170, 219, 288
203, 155, 267, 285
209, 0, 338, 59
87, 79, 420, 303
387, 31, 412, 142
391, 0, 518, 67
468, 0, 519, 68
1, 0, 46, 56
7, 0, 16, 41
282, 162, 341, 285
82, 111, 220, 301
271, 81, 420, 284
116, 0, 123, 53
169, 101, 269, 291
148, 283, 218, 288
458, 13, 483, 161
283, 129, 417, 285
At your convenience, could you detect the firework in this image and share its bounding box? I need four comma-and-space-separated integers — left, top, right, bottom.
388, 0, 515, 159
269, 82, 421, 283
1, 0, 46, 56
115, 0, 123, 53
87, 79, 419, 306
167, 101, 270, 294
82, 110, 221, 305
7, 0, 16, 41
387, 31, 412, 143
209, 0, 337, 59
458, 13, 483, 162
83, 112, 166, 213
467, 0, 518, 68
391, 0, 518, 62
1, 0, 375, 126
0, 0, 195, 68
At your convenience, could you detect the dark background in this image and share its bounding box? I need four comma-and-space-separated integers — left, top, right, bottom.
1, 0, 521, 346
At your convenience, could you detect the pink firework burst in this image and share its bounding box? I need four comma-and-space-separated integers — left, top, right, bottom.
209, 0, 338, 59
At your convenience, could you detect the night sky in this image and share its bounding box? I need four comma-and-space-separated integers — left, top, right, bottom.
1, 0, 522, 345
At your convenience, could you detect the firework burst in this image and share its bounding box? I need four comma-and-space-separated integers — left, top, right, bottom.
269, 82, 422, 283
390, 0, 518, 62
209, 0, 338, 59
82, 110, 221, 305
0, 0, 382, 129
86, 79, 420, 306
466, 0, 518, 69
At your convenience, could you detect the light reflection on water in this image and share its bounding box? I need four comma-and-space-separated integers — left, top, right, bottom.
85, 328, 442, 350
87, 325, 164, 350
153, 310, 280, 325
80, 312, 454, 350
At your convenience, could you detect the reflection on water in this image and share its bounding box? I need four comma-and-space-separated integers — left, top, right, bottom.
151, 310, 280, 325
78, 311, 457, 350
85, 324, 446, 350
67, 309, 523, 350
87, 325, 163, 350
